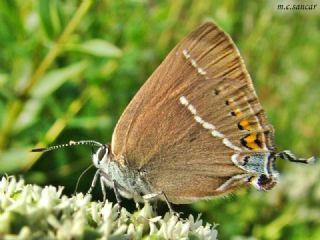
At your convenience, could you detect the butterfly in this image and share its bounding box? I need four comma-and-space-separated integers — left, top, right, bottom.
33, 21, 315, 211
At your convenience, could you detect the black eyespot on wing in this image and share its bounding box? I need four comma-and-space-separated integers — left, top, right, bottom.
257, 174, 269, 187
257, 174, 276, 190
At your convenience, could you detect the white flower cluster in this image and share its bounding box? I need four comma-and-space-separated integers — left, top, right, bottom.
0, 176, 218, 239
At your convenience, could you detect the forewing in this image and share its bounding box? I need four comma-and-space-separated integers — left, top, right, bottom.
111, 22, 274, 202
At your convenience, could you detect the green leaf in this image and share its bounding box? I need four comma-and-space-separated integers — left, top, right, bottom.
38, 0, 63, 39
67, 39, 122, 57
13, 61, 88, 132
32, 60, 88, 97
38, 0, 54, 38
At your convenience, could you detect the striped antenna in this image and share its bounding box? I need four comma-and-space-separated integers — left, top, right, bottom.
31, 140, 103, 153
276, 150, 316, 164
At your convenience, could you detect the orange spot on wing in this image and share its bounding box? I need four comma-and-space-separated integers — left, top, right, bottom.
243, 133, 262, 150
239, 119, 251, 130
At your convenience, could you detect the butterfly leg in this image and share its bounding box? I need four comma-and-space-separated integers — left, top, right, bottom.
87, 169, 101, 195
113, 180, 122, 206
100, 176, 107, 202
143, 191, 175, 214
87, 148, 102, 195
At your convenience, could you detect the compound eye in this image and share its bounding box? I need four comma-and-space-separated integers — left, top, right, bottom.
97, 146, 108, 162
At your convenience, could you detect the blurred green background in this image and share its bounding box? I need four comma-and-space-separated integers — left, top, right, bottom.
0, 0, 319, 239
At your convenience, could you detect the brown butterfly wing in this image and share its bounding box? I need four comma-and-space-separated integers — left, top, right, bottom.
111, 22, 274, 203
